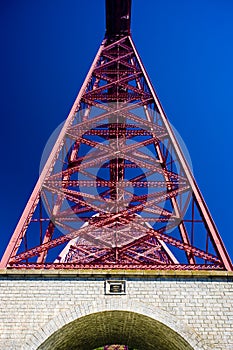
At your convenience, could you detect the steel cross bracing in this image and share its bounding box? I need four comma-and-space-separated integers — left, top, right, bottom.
0, 5, 232, 271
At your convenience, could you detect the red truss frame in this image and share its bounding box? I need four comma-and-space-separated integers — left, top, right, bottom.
0, 5, 232, 271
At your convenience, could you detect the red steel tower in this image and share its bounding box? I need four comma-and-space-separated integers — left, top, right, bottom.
0, 0, 232, 271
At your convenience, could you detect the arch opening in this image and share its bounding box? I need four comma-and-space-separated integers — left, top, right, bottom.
37, 311, 194, 350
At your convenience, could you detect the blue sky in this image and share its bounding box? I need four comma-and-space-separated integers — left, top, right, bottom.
0, 0, 233, 262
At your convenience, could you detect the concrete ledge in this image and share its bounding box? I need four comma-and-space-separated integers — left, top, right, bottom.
0, 268, 232, 279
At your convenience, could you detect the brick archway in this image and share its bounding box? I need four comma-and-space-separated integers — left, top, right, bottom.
24, 298, 208, 350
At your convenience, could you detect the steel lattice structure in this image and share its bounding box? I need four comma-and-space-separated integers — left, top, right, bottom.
0, 0, 232, 271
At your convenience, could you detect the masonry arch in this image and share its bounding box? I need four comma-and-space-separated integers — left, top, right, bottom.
24, 298, 207, 350
37, 310, 193, 350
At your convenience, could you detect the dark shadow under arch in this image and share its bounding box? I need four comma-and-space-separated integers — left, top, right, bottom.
37, 310, 194, 350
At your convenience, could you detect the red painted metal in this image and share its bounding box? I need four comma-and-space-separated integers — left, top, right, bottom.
0, 1, 232, 270
104, 346, 128, 350
105, 0, 131, 39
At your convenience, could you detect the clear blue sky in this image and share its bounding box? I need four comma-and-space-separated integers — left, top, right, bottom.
0, 0, 233, 262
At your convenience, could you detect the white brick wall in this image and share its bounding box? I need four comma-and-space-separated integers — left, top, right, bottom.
0, 270, 232, 350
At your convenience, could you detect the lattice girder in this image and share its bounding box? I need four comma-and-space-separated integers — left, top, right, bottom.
0, 28, 232, 270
